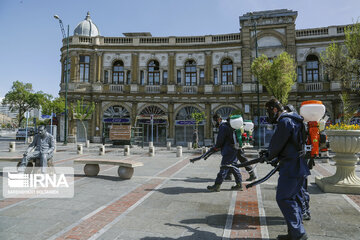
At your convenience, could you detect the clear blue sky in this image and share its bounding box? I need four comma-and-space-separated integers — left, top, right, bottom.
0, 0, 359, 99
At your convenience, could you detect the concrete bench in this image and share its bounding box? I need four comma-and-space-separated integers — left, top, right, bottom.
73, 158, 143, 179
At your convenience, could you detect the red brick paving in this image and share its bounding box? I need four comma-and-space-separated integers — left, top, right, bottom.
230, 183, 262, 240
56, 156, 191, 240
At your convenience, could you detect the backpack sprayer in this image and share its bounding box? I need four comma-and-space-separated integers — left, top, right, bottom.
299, 100, 326, 165
189, 115, 244, 163
243, 120, 254, 146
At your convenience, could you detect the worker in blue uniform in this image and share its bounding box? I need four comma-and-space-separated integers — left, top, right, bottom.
265, 99, 310, 240
284, 104, 311, 221
207, 114, 243, 192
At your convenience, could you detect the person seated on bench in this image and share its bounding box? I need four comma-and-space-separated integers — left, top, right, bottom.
18, 125, 55, 173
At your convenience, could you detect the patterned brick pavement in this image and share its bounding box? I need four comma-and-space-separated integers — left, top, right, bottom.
53, 156, 192, 240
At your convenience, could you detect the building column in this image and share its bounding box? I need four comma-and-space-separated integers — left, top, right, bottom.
131, 53, 139, 84
205, 51, 212, 84
196, 69, 200, 85
131, 102, 138, 127
168, 103, 174, 139
70, 54, 78, 82
96, 52, 103, 82
181, 69, 185, 85
205, 102, 212, 139
168, 52, 175, 84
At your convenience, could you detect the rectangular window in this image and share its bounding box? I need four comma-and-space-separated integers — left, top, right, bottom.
163, 71, 168, 85
200, 69, 204, 85
63, 58, 71, 83
177, 70, 181, 85
214, 69, 218, 85
140, 71, 144, 85
127, 71, 131, 84
79, 55, 90, 82
236, 68, 242, 84
297, 66, 303, 83
104, 70, 108, 84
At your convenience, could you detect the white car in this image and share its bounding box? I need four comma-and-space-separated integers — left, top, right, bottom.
16, 128, 33, 140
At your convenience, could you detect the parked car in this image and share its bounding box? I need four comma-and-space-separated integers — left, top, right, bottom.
16, 128, 35, 140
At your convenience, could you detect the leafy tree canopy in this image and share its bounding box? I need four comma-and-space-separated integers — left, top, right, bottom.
251, 52, 296, 104
2, 81, 51, 127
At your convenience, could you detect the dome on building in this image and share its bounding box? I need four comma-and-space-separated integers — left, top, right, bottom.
73, 12, 100, 37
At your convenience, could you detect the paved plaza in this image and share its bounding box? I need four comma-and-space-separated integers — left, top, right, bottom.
0, 133, 359, 240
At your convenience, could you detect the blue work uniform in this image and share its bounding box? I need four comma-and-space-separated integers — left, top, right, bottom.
268, 112, 310, 239
214, 121, 242, 185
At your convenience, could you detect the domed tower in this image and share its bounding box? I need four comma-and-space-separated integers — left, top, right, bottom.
73, 12, 100, 37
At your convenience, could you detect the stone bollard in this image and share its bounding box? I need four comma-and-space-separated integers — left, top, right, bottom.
176, 146, 182, 157
27, 136, 33, 144
202, 146, 206, 154
124, 145, 130, 156
149, 142, 153, 148
9, 141, 16, 152
187, 142, 192, 150
99, 145, 105, 155
167, 141, 171, 151
77, 144, 83, 155
149, 146, 155, 157
86, 140, 90, 148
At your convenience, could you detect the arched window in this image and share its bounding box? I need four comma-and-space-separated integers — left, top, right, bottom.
112, 61, 124, 84
185, 60, 197, 86
148, 60, 160, 85
306, 55, 319, 82
176, 106, 200, 120
221, 59, 233, 85
215, 107, 236, 119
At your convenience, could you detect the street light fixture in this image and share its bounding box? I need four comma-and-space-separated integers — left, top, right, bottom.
54, 14, 69, 145
250, 13, 261, 149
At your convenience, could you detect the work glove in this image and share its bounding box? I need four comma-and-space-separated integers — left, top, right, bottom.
259, 149, 269, 158
267, 158, 279, 167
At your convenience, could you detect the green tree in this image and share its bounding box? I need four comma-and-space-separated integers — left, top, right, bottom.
71, 98, 95, 142
191, 111, 205, 148
2, 81, 51, 127
321, 23, 360, 122
42, 97, 65, 116
251, 52, 297, 104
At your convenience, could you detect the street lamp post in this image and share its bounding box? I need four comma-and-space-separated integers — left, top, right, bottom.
250, 14, 261, 149
54, 15, 69, 145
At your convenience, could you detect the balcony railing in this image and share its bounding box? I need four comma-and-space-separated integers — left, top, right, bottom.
110, 85, 124, 93
182, 86, 198, 94
220, 85, 235, 93
305, 82, 323, 92
146, 85, 161, 93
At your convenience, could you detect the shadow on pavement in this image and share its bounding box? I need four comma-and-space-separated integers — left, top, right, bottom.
170, 177, 215, 183
146, 186, 209, 195
180, 214, 285, 229
141, 222, 273, 240
73, 173, 125, 181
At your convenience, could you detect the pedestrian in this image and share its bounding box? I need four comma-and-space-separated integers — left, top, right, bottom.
207, 114, 243, 192
264, 99, 310, 240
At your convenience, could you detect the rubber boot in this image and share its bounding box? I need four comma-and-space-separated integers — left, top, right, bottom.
246, 172, 257, 181
230, 183, 243, 191
207, 184, 221, 192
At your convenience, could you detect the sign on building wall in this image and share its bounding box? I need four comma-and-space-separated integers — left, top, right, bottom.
109, 125, 131, 140
175, 120, 204, 125
103, 118, 130, 123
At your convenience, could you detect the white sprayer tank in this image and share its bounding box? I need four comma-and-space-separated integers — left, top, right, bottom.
300, 100, 325, 122
243, 120, 254, 132
229, 115, 243, 130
